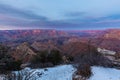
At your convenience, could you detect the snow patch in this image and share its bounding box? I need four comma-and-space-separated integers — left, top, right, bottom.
97, 48, 116, 55
89, 66, 120, 80
14, 65, 76, 80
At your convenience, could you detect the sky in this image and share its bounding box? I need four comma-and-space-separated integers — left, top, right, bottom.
0, 0, 120, 30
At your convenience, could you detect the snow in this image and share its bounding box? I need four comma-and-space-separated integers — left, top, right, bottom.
89, 66, 120, 80
97, 48, 116, 55
14, 65, 76, 80
0, 75, 5, 80
1, 65, 120, 80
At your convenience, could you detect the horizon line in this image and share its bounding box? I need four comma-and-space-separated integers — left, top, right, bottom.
0, 28, 120, 31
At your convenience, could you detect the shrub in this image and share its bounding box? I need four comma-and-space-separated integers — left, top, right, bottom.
75, 47, 113, 67
31, 50, 63, 67
48, 50, 62, 65
77, 64, 92, 78
0, 45, 8, 59
6, 60, 22, 71
115, 52, 120, 59
67, 55, 74, 62
31, 50, 48, 64
0, 44, 22, 73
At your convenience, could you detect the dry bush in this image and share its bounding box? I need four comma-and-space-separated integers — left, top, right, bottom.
0, 45, 22, 73
31, 49, 63, 68
77, 64, 92, 78
74, 47, 113, 68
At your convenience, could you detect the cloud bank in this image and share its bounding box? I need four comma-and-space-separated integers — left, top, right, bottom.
0, 0, 120, 30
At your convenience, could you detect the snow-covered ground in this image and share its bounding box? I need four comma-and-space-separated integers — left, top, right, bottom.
14, 65, 76, 80
90, 66, 120, 80
1, 65, 120, 80
16, 65, 120, 80
97, 48, 116, 55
